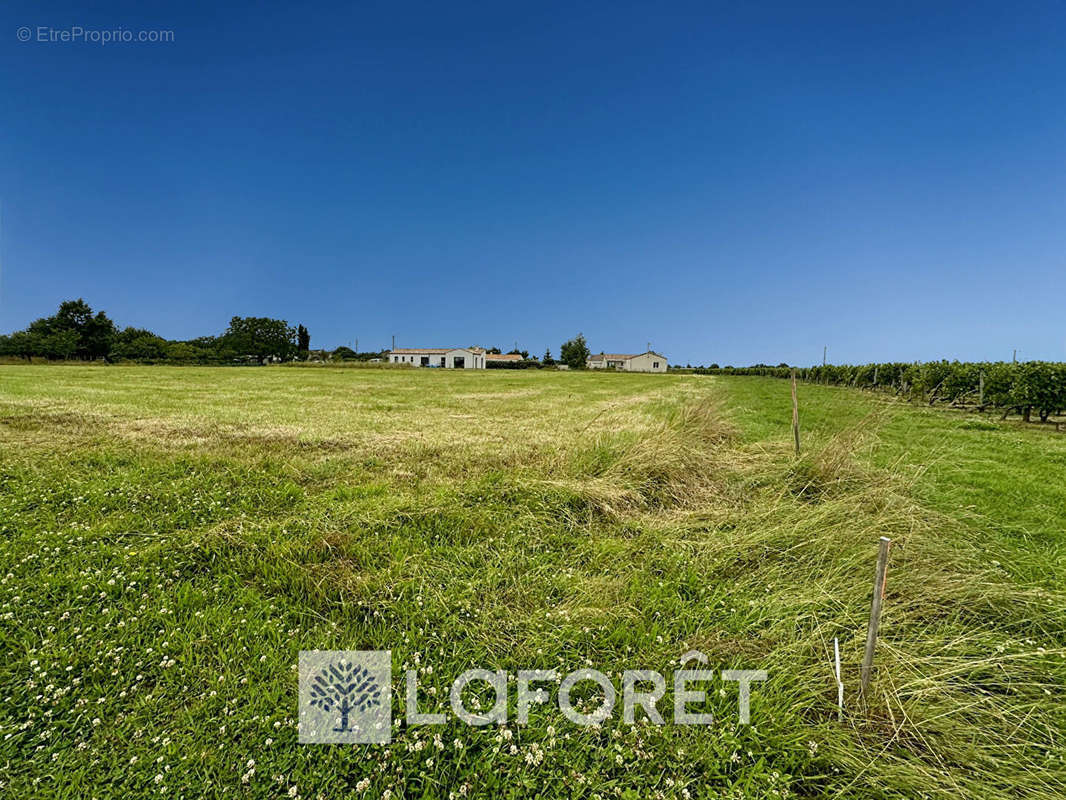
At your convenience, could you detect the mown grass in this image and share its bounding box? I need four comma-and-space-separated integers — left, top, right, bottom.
0, 366, 1063, 799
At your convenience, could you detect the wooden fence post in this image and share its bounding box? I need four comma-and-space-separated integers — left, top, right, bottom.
790, 369, 801, 456
860, 537, 892, 695
834, 637, 844, 722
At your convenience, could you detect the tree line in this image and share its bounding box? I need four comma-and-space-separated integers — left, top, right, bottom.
0, 300, 599, 369
697, 361, 1066, 422
0, 299, 319, 365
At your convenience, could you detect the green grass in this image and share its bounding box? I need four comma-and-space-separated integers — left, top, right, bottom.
1, 366, 1063, 799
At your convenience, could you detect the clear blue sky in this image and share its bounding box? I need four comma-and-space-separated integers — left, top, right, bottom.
2, 1, 1064, 365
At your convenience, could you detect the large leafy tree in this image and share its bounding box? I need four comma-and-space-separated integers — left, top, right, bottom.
560, 333, 590, 370
222, 316, 297, 363
83, 313, 117, 359
18, 299, 116, 360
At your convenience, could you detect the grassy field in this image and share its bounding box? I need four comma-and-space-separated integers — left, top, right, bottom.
1, 366, 1064, 799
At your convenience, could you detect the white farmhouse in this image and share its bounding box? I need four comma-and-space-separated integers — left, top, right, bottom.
388, 347, 487, 369
586, 351, 668, 373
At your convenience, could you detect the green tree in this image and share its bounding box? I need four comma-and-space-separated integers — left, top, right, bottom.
560, 334, 590, 370
222, 317, 297, 364
53, 299, 115, 359
20, 299, 115, 360
541, 348, 555, 366
111, 327, 168, 361
83, 312, 116, 359
0, 331, 42, 361
42, 329, 79, 360
297, 324, 310, 356
54, 299, 93, 331
164, 341, 200, 362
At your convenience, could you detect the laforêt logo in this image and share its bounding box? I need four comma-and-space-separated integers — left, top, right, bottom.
299, 648, 766, 745
299, 650, 391, 743
309, 660, 383, 732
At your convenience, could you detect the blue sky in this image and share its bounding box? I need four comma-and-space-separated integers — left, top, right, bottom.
2, 1, 1064, 365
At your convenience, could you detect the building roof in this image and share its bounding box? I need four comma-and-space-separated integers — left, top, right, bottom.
589, 353, 638, 361
389, 347, 486, 355
485, 353, 523, 361
588, 351, 667, 361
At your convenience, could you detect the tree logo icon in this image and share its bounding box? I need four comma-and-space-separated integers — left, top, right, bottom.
299, 650, 392, 743
309, 659, 382, 732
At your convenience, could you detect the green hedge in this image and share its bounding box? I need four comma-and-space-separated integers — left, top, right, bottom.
485, 359, 542, 369
696, 361, 1066, 421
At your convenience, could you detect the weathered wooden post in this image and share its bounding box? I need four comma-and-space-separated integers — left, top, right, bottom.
834, 637, 844, 721
978, 371, 984, 409
860, 537, 892, 695
790, 369, 801, 456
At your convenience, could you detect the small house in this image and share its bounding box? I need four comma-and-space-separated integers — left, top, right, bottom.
387, 347, 487, 369
586, 351, 667, 373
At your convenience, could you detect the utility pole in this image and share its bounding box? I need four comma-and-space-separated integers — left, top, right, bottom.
392, 335, 395, 352
823, 345, 827, 367
1013, 349, 1017, 364
355, 338, 358, 353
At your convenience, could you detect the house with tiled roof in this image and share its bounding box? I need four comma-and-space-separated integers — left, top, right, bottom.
586, 351, 667, 373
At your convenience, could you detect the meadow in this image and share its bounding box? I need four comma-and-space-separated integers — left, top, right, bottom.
1, 365, 1064, 799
